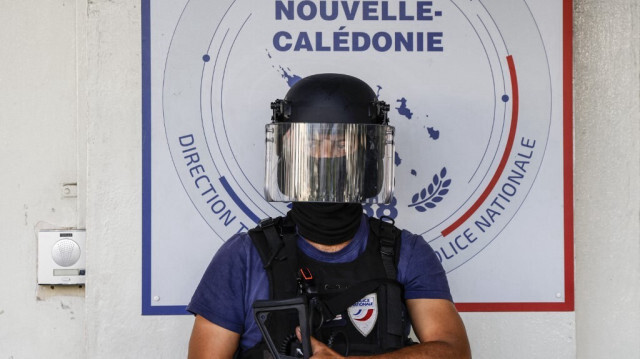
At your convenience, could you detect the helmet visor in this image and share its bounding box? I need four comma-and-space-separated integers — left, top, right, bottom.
265, 123, 395, 203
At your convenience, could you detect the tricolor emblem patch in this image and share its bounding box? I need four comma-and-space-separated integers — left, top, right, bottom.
348, 293, 378, 337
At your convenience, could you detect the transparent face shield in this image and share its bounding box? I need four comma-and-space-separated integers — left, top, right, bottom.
265, 123, 395, 203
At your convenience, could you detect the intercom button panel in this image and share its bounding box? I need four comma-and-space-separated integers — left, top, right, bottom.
37, 230, 86, 285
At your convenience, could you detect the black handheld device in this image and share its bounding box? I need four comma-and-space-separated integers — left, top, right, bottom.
253, 296, 313, 359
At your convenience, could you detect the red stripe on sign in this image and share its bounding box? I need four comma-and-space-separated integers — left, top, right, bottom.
562, 0, 575, 312
455, 301, 572, 312
441, 55, 520, 237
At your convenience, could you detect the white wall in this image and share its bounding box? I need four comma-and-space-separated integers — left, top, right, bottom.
573, 1, 640, 358
0, 1, 85, 358
0, 0, 638, 358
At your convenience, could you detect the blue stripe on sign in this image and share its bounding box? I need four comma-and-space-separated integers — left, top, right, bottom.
143, 305, 190, 316
141, 0, 153, 316
219, 176, 261, 224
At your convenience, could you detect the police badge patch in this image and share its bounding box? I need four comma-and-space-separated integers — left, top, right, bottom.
348, 293, 378, 337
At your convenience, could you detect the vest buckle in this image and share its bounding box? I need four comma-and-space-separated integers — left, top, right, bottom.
259, 217, 276, 228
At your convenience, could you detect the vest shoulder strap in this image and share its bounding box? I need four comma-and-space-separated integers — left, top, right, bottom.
248, 215, 298, 299
248, 217, 282, 268
368, 216, 402, 280
368, 216, 405, 339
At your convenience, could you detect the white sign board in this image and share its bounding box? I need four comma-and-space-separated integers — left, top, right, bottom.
142, 0, 573, 314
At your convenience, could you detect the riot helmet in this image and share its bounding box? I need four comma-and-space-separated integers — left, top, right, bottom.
264, 73, 395, 204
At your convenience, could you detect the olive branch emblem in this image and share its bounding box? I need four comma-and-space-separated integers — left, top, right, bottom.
408, 167, 451, 212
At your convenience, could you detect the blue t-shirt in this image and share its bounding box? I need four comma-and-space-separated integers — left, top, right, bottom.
187, 215, 452, 350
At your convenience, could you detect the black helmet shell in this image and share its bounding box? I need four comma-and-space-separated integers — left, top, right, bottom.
271, 73, 389, 125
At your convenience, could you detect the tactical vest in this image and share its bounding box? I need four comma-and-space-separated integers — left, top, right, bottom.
241, 214, 412, 358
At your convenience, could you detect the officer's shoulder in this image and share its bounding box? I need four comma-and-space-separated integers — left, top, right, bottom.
218, 231, 255, 255
398, 227, 420, 239
394, 227, 436, 259
388, 224, 425, 249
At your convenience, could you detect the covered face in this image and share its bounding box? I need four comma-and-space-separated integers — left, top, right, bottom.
264, 74, 395, 203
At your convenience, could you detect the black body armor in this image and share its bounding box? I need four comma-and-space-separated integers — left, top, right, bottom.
241, 214, 413, 358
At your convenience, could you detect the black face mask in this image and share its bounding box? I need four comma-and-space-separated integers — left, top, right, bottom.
290, 202, 363, 246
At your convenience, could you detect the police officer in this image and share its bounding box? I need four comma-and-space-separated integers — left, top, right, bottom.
187, 73, 471, 358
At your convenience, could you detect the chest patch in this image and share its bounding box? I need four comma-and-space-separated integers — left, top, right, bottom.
347, 293, 378, 337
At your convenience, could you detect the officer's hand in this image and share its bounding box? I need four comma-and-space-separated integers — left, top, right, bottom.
296, 327, 345, 359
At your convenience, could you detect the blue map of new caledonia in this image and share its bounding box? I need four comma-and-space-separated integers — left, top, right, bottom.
143, 0, 568, 313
